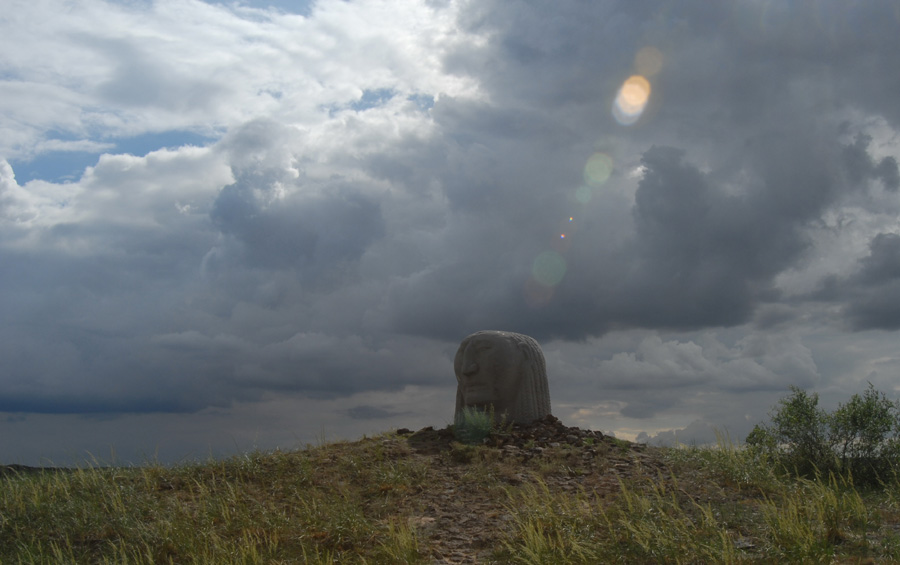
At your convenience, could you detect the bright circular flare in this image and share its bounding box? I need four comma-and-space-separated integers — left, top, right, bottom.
635, 46, 663, 77
619, 75, 650, 110
613, 75, 651, 125
532, 251, 567, 287
584, 153, 613, 186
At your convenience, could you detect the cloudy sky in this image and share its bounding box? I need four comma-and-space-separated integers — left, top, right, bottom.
3, 0, 900, 466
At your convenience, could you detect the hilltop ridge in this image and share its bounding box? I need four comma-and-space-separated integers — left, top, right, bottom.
1, 417, 896, 563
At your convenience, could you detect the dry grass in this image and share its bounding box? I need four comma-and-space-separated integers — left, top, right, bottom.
3, 428, 900, 563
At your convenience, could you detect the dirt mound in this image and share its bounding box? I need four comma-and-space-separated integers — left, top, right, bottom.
392, 415, 665, 564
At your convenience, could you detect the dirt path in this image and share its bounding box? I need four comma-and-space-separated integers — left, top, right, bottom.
394, 416, 667, 563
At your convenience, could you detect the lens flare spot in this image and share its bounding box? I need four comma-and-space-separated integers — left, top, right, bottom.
532, 251, 567, 287
635, 46, 663, 77
613, 75, 651, 126
560, 233, 566, 239
568, 217, 574, 222
619, 76, 650, 108
584, 153, 613, 186
575, 185, 593, 203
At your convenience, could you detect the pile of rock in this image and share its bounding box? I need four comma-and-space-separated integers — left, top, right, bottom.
399, 414, 648, 460
489, 413, 608, 448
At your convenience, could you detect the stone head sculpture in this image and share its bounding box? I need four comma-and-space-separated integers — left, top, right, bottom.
454, 330, 551, 425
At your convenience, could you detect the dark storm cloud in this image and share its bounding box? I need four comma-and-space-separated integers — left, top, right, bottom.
210, 174, 385, 274
151, 331, 450, 399
0, 320, 234, 414
204, 117, 386, 290
837, 233, 900, 331
609, 124, 891, 330
345, 405, 408, 420
857, 233, 900, 285
619, 145, 796, 328
3, 0, 900, 429
842, 134, 900, 192
373, 0, 900, 347
846, 288, 900, 331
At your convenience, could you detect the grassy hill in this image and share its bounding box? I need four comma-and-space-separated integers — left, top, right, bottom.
2, 415, 898, 563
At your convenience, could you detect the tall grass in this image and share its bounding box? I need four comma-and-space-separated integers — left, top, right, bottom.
499, 433, 897, 564
501, 476, 738, 564
0, 439, 429, 564
4, 429, 900, 562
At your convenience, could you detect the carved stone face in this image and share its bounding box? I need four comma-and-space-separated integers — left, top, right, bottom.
455, 332, 524, 415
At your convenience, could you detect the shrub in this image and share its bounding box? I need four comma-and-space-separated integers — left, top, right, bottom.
831, 384, 900, 484
747, 386, 832, 478
747, 384, 900, 485
453, 406, 496, 445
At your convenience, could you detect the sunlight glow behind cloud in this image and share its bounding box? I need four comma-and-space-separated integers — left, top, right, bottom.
613, 75, 651, 126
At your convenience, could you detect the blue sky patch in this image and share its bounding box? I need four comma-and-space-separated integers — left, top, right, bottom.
9, 130, 217, 184
201, 0, 315, 17
113, 130, 216, 157
9, 151, 101, 184
351, 88, 396, 111
408, 93, 435, 111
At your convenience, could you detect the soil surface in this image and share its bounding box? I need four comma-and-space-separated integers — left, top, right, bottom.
394, 415, 666, 564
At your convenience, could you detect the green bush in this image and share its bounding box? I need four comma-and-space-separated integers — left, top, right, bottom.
747, 384, 900, 485
831, 384, 900, 484
747, 386, 832, 478
453, 406, 496, 445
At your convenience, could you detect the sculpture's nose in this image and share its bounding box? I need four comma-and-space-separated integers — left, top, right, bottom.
462, 362, 479, 376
